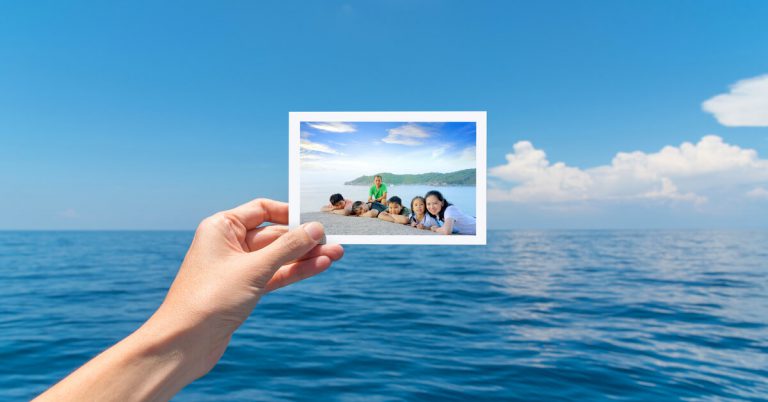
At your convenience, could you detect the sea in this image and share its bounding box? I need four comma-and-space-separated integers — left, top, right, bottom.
1, 230, 767, 401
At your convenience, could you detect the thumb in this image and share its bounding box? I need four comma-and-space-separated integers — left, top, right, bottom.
244, 222, 326, 286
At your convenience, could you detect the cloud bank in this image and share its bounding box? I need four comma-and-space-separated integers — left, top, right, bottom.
702, 74, 768, 127
489, 135, 768, 204
382, 124, 431, 145
307, 122, 357, 133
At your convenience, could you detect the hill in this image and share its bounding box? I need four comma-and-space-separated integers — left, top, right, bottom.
344, 169, 476, 186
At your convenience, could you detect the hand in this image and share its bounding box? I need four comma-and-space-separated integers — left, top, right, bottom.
152, 199, 343, 375
35, 198, 344, 401
417, 223, 424, 230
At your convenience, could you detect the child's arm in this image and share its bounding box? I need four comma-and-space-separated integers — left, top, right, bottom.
391, 214, 409, 225
320, 205, 334, 212
378, 212, 394, 222
431, 219, 454, 235
331, 209, 350, 216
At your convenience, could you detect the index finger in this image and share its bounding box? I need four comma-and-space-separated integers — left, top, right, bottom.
226, 198, 288, 230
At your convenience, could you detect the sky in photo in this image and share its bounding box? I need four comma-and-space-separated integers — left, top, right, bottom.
1, 1, 767, 229
300, 121, 476, 184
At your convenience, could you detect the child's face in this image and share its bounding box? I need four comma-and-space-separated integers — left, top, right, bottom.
374, 177, 382, 187
333, 200, 345, 208
388, 202, 402, 215
354, 203, 370, 215
412, 199, 425, 215
426, 195, 443, 216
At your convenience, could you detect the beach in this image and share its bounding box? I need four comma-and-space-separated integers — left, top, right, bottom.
301, 212, 438, 236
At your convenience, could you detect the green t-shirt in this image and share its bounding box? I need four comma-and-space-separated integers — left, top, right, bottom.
369, 183, 387, 200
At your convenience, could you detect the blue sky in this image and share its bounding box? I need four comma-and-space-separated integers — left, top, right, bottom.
300, 121, 476, 183
1, 1, 767, 229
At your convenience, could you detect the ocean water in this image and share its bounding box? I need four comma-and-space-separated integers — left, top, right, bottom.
1, 230, 767, 401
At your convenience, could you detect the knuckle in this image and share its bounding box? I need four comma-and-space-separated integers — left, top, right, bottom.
281, 232, 307, 254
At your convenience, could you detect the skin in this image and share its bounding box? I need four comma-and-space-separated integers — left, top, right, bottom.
35, 199, 344, 402
410, 199, 427, 230
378, 202, 409, 225
321, 200, 350, 216
353, 203, 379, 218
426, 195, 454, 235
367, 176, 387, 203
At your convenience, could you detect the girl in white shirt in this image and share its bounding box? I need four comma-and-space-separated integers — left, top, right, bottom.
408, 196, 439, 230
425, 190, 476, 235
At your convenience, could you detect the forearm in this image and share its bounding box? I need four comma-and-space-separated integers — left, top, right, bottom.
36, 316, 204, 402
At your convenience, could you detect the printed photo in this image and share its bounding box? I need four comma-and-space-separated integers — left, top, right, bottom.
289, 112, 486, 245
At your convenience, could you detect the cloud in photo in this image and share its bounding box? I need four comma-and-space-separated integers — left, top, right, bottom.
746, 187, 768, 200
382, 123, 431, 145
489, 135, 768, 204
307, 122, 357, 133
703, 74, 768, 126
300, 139, 341, 155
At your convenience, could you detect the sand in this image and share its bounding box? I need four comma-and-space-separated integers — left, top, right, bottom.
301, 212, 438, 236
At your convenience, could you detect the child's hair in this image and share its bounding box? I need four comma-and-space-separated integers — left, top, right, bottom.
374, 175, 382, 180
387, 196, 402, 206
410, 196, 426, 223
351, 201, 364, 215
425, 190, 452, 221
329, 193, 344, 205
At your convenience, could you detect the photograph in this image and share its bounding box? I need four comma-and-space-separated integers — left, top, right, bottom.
289, 112, 486, 245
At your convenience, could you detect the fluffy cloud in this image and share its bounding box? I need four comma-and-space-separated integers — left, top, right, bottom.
307, 122, 356, 133
702, 74, 768, 127
490, 136, 768, 204
747, 187, 768, 200
382, 123, 431, 145
300, 139, 340, 155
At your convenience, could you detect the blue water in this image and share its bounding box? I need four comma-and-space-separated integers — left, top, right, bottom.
1, 231, 767, 401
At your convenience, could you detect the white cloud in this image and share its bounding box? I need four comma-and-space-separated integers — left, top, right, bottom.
460, 146, 476, 163
747, 186, 768, 200
432, 144, 450, 158
382, 123, 431, 146
300, 139, 341, 155
307, 122, 357, 133
703, 74, 768, 126
489, 135, 768, 204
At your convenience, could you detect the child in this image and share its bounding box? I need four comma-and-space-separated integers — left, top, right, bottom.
408, 196, 438, 230
377, 196, 411, 224
367, 175, 388, 203
351, 200, 387, 218
320, 193, 353, 215
425, 190, 476, 235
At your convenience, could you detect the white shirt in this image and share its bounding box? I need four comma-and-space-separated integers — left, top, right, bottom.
444, 205, 476, 235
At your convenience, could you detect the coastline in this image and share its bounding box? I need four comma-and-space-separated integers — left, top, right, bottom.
301, 212, 439, 236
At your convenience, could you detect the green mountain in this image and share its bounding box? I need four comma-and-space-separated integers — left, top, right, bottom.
344, 169, 476, 186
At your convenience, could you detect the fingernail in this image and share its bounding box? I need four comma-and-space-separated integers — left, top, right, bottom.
303, 222, 326, 244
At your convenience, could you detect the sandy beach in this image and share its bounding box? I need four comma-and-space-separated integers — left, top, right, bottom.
301, 212, 438, 236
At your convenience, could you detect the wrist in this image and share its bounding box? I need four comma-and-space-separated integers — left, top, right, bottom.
123, 318, 206, 399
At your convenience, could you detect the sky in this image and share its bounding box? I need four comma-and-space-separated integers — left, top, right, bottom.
300, 121, 476, 184
1, 0, 767, 229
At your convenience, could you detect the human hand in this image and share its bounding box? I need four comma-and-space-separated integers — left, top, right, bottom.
417, 223, 424, 230
145, 199, 343, 379
34, 198, 344, 402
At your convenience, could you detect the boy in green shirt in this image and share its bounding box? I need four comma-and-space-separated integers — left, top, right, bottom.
378, 196, 411, 225
368, 175, 387, 203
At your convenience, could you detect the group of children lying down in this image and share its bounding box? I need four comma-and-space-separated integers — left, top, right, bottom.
320, 176, 476, 235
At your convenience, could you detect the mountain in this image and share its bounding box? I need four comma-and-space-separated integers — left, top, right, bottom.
344, 169, 476, 186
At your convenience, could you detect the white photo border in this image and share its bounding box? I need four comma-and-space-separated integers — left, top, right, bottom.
289, 111, 486, 245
